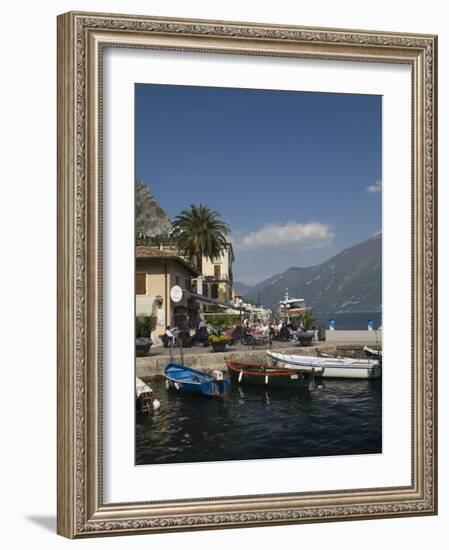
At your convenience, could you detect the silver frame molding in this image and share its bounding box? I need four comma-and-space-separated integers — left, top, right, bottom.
57, 11, 438, 538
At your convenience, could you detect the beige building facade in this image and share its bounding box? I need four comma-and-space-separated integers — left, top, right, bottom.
141, 240, 235, 307
197, 243, 234, 305
136, 246, 199, 338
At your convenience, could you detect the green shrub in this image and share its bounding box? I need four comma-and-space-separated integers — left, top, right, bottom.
207, 314, 239, 330
136, 314, 156, 337
208, 335, 230, 344
290, 309, 315, 330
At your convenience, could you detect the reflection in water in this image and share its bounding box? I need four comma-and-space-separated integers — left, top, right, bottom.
136, 377, 381, 465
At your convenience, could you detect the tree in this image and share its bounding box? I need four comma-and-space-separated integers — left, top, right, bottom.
172, 204, 230, 274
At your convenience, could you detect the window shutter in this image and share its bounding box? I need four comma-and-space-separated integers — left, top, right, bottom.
136, 273, 146, 295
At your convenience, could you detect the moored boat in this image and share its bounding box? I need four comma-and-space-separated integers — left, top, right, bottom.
164, 363, 229, 396
226, 360, 312, 388
136, 377, 160, 412
363, 345, 383, 360
267, 351, 381, 379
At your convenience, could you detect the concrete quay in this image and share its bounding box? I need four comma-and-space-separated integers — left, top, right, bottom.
136, 339, 381, 378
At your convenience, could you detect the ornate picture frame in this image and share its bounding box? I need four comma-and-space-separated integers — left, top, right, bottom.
57, 11, 437, 538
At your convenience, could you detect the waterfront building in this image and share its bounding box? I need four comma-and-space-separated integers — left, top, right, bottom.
232, 295, 272, 323
138, 238, 235, 308
195, 243, 234, 304
136, 246, 199, 337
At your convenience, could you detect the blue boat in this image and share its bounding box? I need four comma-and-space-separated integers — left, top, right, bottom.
164, 363, 229, 397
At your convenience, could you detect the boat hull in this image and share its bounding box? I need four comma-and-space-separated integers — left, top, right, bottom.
268, 352, 381, 379
164, 363, 229, 396
226, 360, 311, 388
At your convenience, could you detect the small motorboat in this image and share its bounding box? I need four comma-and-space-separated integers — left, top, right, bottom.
226, 360, 312, 388
136, 377, 160, 412
267, 351, 381, 379
363, 345, 383, 359
164, 363, 229, 397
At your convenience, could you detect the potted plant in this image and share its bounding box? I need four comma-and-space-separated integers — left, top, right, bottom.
136, 314, 156, 356
295, 309, 315, 346
208, 334, 230, 353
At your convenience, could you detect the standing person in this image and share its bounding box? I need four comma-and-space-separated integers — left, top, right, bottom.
280, 323, 290, 342
196, 320, 209, 347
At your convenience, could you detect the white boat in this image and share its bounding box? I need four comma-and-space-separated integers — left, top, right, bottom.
267, 351, 381, 379
363, 345, 383, 357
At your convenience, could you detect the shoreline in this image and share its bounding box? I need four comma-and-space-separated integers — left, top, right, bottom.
137, 340, 381, 378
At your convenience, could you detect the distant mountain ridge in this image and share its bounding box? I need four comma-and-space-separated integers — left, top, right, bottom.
135, 180, 172, 237
236, 234, 382, 313
233, 281, 253, 296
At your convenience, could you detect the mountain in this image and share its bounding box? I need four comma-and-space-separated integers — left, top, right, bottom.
233, 281, 253, 296
135, 180, 172, 237
243, 234, 382, 313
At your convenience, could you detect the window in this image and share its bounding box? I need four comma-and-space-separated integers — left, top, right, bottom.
214, 264, 221, 279
136, 273, 146, 295
185, 278, 190, 291
175, 274, 180, 286
211, 283, 219, 299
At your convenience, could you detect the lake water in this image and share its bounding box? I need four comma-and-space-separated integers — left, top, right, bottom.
313, 311, 382, 330
136, 375, 382, 465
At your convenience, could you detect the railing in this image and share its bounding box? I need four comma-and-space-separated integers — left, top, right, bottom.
203, 275, 231, 283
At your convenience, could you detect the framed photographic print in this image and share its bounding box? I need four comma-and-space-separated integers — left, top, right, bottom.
57, 11, 438, 538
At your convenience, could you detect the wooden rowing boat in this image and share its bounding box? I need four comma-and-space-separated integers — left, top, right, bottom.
226, 360, 311, 388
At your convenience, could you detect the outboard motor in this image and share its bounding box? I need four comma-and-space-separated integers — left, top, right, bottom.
210, 369, 228, 394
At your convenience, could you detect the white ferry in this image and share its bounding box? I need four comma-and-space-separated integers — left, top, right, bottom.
279, 289, 310, 320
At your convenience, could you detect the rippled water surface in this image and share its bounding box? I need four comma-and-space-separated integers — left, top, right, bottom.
136, 376, 382, 465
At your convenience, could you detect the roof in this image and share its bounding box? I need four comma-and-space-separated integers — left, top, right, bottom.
136, 245, 199, 276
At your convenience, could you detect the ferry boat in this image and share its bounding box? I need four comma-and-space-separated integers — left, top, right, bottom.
279, 289, 311, 321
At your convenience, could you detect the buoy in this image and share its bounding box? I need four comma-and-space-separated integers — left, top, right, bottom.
152, 399, 160, 410
238, 371, 243, 383
174, 382, 180, 391
265, 375, 269, 385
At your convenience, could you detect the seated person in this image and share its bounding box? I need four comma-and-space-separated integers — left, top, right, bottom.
177, 329, 192, 347
196, 324, 210, 347
229, 324, 243, 345
160, 325, 174, 348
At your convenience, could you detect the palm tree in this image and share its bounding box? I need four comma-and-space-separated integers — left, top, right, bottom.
301, 308, 315, 330
172, 204, 230, 274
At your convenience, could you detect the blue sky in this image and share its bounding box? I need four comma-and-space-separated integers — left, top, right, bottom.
135, 84, 382, 285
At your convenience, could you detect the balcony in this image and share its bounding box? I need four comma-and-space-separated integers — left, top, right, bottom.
203, 275, 231, 283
